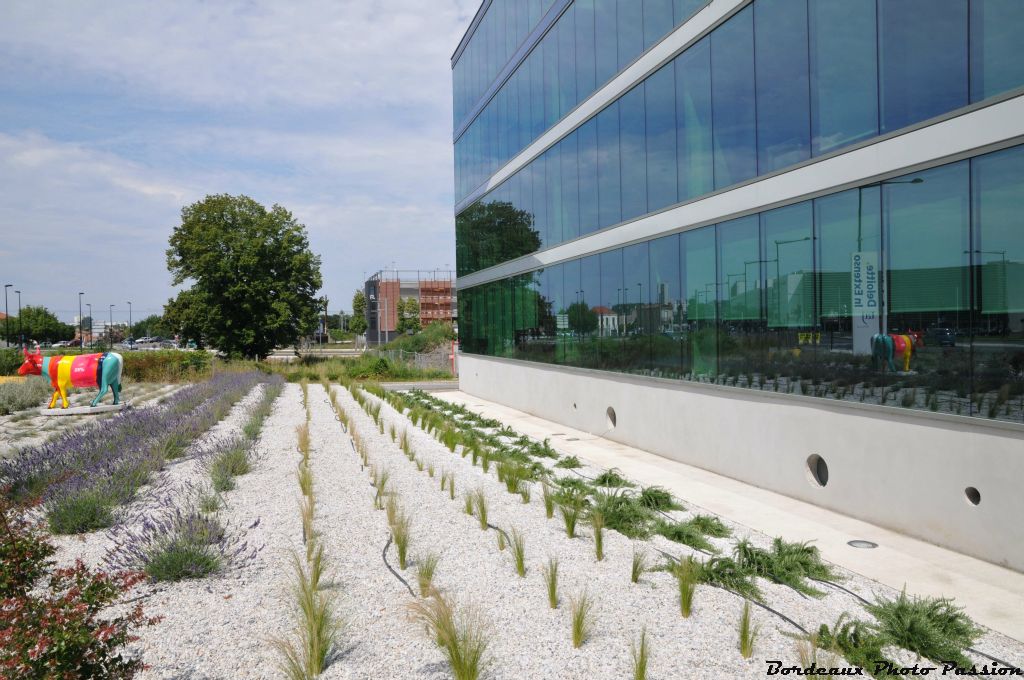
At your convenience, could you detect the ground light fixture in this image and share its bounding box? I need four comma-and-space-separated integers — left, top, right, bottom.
847, 540, 879, 549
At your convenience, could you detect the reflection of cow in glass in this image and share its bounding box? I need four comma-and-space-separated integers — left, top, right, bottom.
17, 347, 124, 408
871, 331, 924, 373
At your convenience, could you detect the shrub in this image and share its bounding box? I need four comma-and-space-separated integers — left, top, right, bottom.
733, 538, 837, 597
638, 486, 683, 511
688, 514, 731, 538
864, 589, 981, 668
631, 628, 650, 680
120, 349, 212, 382
593, 468, 634, 488
674, 557, 698, 617
738, 600, 759, 658
416, 552, 440, 597
554, 455, 581, 469
1, 500, 153, 677
591, 490, 652, 539
653, 519, 716, 553
631, 548, 648, 584
590, 511, 605, 561
543, 557, 559, 609
0, 376, 51, 415
510, 528, 526, 577
274, 553, 341, 680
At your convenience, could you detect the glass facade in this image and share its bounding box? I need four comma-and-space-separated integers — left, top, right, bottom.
454, 0, 708, 202
458, 145, 1024, 424
455, 0, 1024, 277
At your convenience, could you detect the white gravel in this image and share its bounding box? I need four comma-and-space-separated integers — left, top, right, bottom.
46, 380, 1024, 679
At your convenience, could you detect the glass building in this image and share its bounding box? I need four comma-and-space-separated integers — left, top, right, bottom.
451, 0, 1024, 568
453, 0, 1024, 425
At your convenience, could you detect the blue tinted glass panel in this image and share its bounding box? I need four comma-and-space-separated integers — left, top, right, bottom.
674, 0, 705, 24
546, 145, 563, 245
561, 258, 581, 364
619, 84, 648, 222
576, 0, 598, 98
577, 254, 602, 367
597, 101, 622, 229
558, 5, 578, 114
755, 0, 810, 173
648, 234, 683, 376
595, 0, 618, 86
530, 52, 545, 139
560, 134, 581, 242
644, 0, 674, 50
808, 0, 878, 155
578, 119, 600, 234
683, 226, 718, 376
623, 241, 653, 373
617, 0, 644, 71
762, 202, 814, 329
971, 0, 1024, 102
676, 37, 713, 201
543, 30, 560, 129
879, 1, 968, 133
531, 156, 549, 248
599, 248, 625, 367
711, 6, 756, 189
646, 64, 678, 212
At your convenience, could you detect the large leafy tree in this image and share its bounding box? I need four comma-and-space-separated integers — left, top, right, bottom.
130, 314, 172, 339
394, 297, 406, 334
403, 297, 421, 333
164, 194, 323, 359
349, 290, 369, 335
5, 306, 75, 344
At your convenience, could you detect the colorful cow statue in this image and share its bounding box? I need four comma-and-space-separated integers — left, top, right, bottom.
17, 346, 124, 409
871, 331, 924, 373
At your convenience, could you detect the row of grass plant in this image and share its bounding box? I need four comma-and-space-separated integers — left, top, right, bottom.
206, 376, 284, 493
275, 383, 341, 680
391, 387, 998, 672
1, 371, 265, 534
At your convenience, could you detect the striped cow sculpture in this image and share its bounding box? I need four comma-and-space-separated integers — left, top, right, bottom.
17, 346, 124, 409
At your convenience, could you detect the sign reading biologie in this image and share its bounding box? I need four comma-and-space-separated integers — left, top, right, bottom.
851, 251, 880, 355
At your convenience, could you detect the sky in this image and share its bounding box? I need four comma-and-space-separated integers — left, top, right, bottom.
0, 0, 478, 323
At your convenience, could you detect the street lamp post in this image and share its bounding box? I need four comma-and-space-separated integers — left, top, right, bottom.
3, 284, 10, 348
78, 292, 84, 349
109, 304, 115, 347
15, 290, 22, 346
773, 236, 812, 324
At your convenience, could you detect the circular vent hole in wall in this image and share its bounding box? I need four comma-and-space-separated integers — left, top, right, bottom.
806, 454, 829, 488
606, 406, 617, 429
964, 487, 981, 506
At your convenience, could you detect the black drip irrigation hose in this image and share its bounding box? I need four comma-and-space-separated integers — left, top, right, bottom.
650, 545, 809, 635
382, 534, 415, 597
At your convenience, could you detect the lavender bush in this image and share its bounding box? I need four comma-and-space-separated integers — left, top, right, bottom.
105, 488, 261, 581
0, 371, 264, 534
202, 375, 283, 492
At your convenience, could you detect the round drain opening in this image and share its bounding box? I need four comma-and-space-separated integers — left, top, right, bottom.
964, 487, 981, 506
806, 454, 829, 488
606, 406, 617, 429
847, 540, 878, 549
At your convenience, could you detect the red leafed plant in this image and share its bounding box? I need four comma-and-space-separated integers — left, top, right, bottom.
0, 498, 158, 678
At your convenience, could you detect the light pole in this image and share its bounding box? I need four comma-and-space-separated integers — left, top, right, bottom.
773, 236, 812, 324
126, 301, 132, 342
78, 292, 84, 349
857, 177, 923, 337
3, 284, 10, 348
15, 290, 21, 346
109, 304, 115, 347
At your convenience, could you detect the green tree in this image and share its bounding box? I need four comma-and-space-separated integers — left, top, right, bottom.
8, 306, 75, 344
350, 290, 369, 335
395, 297, 407, 334
130, 314, 171, 339
567, 301, 598, 336
403, 297, 421, 333
164, 194, 323, 359
455, 200, 540, 274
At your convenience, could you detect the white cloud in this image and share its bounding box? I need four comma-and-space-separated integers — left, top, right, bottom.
0, 0, 479, 319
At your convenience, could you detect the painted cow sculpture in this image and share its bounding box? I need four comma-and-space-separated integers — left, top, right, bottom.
17, 347, 124, 408
871, 331, 924, 373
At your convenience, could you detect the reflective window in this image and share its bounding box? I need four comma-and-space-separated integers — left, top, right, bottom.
755, 0, 810, 173
597, 100, 622, 229
578, 118, 600, 235
560, 134, 581, 242
648, 234, 683, 377
646, 64, 678, 212
971, 0, 1024, 102
619, 84, 648, 222
711, 5, 756, 189
809, 0, 878, 155
675, 37, 713, 202
617, 0, 644, 71
460, 145, 1024, 423
644, 0, 675, 51
879, 0, 968, 132
595, 0, 619, 87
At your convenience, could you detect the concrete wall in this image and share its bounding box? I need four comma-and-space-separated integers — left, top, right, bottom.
459, 354, 1024, 572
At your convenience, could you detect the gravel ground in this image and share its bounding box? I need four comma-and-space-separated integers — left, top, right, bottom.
43, 380, 1024, 679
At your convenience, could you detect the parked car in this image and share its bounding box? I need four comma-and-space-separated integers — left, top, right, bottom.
927, 327, 956, 347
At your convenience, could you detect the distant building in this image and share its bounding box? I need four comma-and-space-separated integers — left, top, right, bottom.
364, 270, 457, 344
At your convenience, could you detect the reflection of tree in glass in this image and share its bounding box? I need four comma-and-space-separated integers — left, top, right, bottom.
456, 201, 540, 274
567, 302, 598, 336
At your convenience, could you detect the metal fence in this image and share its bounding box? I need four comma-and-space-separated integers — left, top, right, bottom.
368, 348, 455, 374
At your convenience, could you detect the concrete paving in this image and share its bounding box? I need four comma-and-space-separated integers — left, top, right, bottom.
433, 389, 1024, 643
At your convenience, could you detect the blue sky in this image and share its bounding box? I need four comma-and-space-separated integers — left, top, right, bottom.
0, 0, 478, 323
